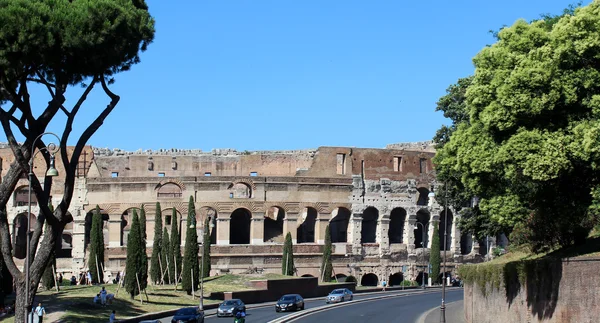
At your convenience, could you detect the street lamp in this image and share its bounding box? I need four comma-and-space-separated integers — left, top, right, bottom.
188, 217, 204, 311
413, 222, 427, 290
440, 183, 449, 323
26, 132, 60, 323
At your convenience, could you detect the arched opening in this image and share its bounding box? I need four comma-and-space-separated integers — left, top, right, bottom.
301, 274, 314, 278
163, 208, 182, 236
389, 208, 406, 244
416, 187, 430, 206
56, 233, 73, 258
333, 273, 347, 282
84, 209, 109, 252
361, 207, 379, 244
438, 271, 452, 285
389, 273, 404, 286
229, 182, 252, 199
264, 206, 284, 243
230, 208, 251, 244
438, 209, 453, 251
157, 182, 183, 198
479, 237, 489, 256
330, 207, 350, 243
297, 207, 317, 243
460, 233, 473, 255
13, 186, 36, 207
414, 209, 430, 248
416, 272, 429, 286
13, 213, 35, 259
360, 273, 378, 286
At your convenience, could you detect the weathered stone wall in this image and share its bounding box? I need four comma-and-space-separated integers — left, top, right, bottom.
464, 257, 600, 323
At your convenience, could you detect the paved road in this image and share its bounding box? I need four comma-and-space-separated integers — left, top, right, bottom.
290, 289, 463, 323
159, 288, 462, 323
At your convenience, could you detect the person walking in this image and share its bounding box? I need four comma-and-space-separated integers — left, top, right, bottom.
100, 287, 108, 306
87, 271, 93, 286
109, 310, 116, 323
34, 303, 46, 323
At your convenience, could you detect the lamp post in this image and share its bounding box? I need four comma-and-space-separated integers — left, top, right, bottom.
26, 132, 60, 323
188, 217, 204, 311
440, 183, 449, 323
413, 222, 427, 289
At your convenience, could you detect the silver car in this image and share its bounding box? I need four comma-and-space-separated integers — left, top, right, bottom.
326, 288, 353, 303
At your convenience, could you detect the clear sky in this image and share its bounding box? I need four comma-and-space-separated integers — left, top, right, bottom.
15, 0, 586, 152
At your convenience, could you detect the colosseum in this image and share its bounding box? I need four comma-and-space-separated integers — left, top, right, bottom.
2, 141, 491, 287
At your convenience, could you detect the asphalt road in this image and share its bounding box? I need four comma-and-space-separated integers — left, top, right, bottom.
159, 288, 462, 323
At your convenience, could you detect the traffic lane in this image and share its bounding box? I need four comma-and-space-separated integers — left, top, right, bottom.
291, 289, 464, 323
159, 288, 435, 323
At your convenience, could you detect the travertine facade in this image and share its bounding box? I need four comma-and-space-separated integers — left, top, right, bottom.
1, 142, 489, 286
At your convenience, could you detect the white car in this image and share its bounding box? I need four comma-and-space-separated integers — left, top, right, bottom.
326, 288, 353, 303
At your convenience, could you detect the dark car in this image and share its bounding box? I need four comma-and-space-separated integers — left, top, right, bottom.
171, 307, 204, 323
275, 294, 304, 312
217, 299, 246, 317
326, 288, 353, 303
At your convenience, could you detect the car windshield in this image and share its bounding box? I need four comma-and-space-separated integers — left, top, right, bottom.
331, 289, 344, 294
281, 296, 296, 301
222, 300, 237, 306
176, 308, 196, 315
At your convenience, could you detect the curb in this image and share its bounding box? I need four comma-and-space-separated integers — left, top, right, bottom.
267, 288, 459, 323
416, 300, 461, 323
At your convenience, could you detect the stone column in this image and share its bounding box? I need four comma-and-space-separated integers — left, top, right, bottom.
427, 220, 439, 249
451, 220, 460, 255
216, 212, 231, 245
283, 213, 299, 244
348, 213, 362, 254
251, 212, 265, 245
405, 216, 416, 251
71, 217, 86, 271
378, 218, 390, 254
314, 213, 330, 244
108, 215, 121, 248
471, 234, 480, 255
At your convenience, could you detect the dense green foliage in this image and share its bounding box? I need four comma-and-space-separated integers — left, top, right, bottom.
170, 208, 182, 284
434, 1, 600, 251
124, 210, 143, 298
182, 196, 199, 294
202, 218, 211, 278
430, 226, 441, 283
345, 275, 357, 284
320, 225, 333, 282
150, 202, 163, 284
162, 228, 171, 284
139, 205, 148, 290
88, 205, 105, 284
282, 232, 295, 276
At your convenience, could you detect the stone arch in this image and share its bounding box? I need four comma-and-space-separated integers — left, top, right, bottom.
330, 207, 350, 243
157, 182, 183, 198
297, 207, 317, 243
301, 274, 314, 278
163, 208, 182, 237
121, 207, 141, 246
56, 233, 73, 258
230, 208, 251, 244
414, 209, 430, 248
12, 212, 35, 259
228, 182, 252, 199
199, 206, 217, 245
264, 206, 285, 243
438, 209, 453, 251
460, 233, 473, 255
438, 271, 452, 285
416, 187, 430, 206
13, 185, 35, 207
361, 207, 379, 244
156, 178, 187, 190
84, 208, 109, 252
361, 273, 378, 286
389, 272, 404, 286
416, 272, 429, 286
389, 208, 406, 244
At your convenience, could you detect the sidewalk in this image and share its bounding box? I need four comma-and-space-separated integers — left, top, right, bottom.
420, 300, 464, 323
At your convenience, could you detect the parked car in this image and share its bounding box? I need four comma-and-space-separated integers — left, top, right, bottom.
217, 299, 246, 317
171, 307, 204, 323
275, 294, 304, 312
326, 288, 353, 303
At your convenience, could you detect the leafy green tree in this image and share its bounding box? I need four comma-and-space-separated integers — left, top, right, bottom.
320, 225, 333, 282
125, 210, 143, 299
150, 202, 163, 284
170, 208, 182, 284
434, 2, 600, 251
430, 226, 441, 284
282, 232, 295, 276
202, 217, 212, 278
88, 205, 105, 284
139, 205, 148, 290
182, 196, 199, 294
162, 228, 171, 284
0, 2, 154, 318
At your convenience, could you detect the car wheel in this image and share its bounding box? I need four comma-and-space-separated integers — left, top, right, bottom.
301, 304, 305, 310
276, 308, 280, 312
350, 296, 353, 301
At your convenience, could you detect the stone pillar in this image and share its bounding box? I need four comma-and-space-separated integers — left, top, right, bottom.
314, 214, 330, 244
405, 217, 416, 251
283, 213, 298, 244
251, 212, 265, 245
216, 212, 231, 245
348, 213, 362, 254
471, 234, 480, 255
451, 219, 460, 255
378, 218, 390, 254
427, 220, 439, 249
71, 217, 86, 271
108, 215, 121, 248
180, 217, 188, 246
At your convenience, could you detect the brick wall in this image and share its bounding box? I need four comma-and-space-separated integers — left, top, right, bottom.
464, 257, 600, 323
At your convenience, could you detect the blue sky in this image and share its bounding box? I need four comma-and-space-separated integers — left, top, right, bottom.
16, 0, 586, 151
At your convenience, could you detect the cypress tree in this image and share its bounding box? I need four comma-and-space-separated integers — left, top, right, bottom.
182, 196, 200, 294
320, 225, 333, 282
139, 205, 148, 291
88, 205, 105, 284
150, 202, 163, 284
125, 209, 143, 298
202, 217, 211, 278
162, 228, 171, 284
282, 232, 294, 276
170, 208, 182, 285
430, 226, 441, 284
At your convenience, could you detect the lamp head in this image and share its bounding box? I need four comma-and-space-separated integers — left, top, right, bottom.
45, 155, 59, 177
